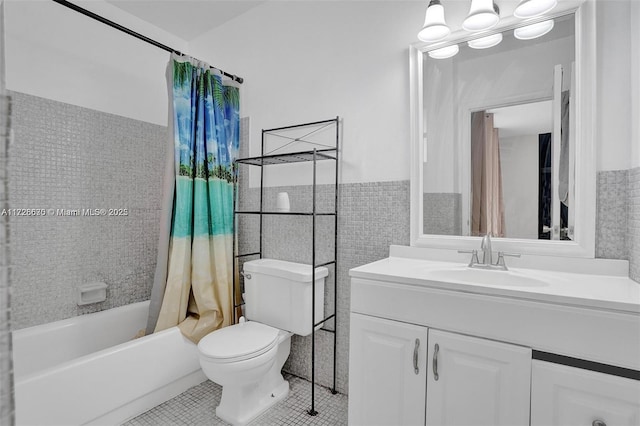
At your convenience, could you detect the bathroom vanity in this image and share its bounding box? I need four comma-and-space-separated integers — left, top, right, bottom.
348, 246, 640, 426
369, 1, 640, 423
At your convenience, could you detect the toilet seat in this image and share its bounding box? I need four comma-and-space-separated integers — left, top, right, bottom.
198, 321, 279, 363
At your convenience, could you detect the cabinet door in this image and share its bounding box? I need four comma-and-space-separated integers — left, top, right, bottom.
348, 313, 429, 426
531, 360, 640, 426
426, 329, 531, 426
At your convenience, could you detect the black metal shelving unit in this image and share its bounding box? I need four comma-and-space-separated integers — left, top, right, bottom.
232, 117, 340, 416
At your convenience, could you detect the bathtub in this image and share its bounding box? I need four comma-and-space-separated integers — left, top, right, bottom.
12, 301, 207, 425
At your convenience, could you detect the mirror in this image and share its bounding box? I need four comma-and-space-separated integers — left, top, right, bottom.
424, 14, 574, 240
410, 1, 596, 257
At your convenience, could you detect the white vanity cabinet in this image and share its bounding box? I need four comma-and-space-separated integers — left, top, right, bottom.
426, 329, 531, 426
348, 314, 532, 426
348, 313, 429, 426
531, 360, 640, 426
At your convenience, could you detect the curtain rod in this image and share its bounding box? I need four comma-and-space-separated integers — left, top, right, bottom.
51, 0, 244, 84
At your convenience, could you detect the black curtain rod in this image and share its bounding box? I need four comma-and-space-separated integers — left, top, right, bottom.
51, 0, 244, 84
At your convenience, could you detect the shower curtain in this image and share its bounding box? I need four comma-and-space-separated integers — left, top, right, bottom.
471, 111, 505, 238
146, 54, 240, 343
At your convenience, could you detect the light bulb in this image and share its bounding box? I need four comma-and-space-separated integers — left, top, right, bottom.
428, 44, 460, 59
514, 19, 555, 40
418, 0, 451, 43
463, 0, 500, 32
514, 0, 558, 19
468, 33, 503, 49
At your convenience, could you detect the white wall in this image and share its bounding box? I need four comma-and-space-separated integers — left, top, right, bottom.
631, 0, 640, 169
4, 0, 637, 171
189, 1, 425, 186
596, 0, 633, 171
0, 1, 5, 94
500, 135, 539, 239
189, 0, 633, 187
4, 0, 187, 126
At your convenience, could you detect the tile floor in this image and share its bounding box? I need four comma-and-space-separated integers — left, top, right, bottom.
123, 374, 348, 426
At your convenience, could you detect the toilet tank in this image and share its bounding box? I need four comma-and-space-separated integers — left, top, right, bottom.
243, 259, 328, 337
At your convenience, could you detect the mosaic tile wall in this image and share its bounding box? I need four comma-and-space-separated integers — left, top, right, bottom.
596, 170, 629, 260
236, 177, 411, 395
8, 91, 167, 330
0, 92, 14, 425
594, 168, 640, 283
423, 193, 462, 236
629, 167, 640, 282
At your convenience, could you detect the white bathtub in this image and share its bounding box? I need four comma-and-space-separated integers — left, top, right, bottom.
12, 301, 207, 426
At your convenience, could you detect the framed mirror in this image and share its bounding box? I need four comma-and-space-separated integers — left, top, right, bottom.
410, 0, 596, 257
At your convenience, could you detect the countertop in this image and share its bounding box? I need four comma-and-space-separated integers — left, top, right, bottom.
350, 247, 640, 314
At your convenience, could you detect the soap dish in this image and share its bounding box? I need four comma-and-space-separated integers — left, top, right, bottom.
77, 282, 107, 305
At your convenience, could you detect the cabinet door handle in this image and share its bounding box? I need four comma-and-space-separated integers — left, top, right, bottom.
433, 343, 439, 381
592, 420, 606, 426
413, 338, 420, 375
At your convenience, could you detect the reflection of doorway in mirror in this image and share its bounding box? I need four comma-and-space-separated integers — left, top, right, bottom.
489, 101, 552, 240
479, 91, 573, 241
537, 92, 572, 240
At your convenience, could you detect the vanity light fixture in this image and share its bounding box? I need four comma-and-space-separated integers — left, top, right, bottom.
467, 32, 503, 49
514, 0, 558, 19
514, 19, 555, 40
428, 44, 459, 59
462, 0, 500, 32
418, 0, 451, 43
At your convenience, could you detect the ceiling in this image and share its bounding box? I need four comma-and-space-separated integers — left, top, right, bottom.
103, 0, 265, 41
100, 0, 581, 43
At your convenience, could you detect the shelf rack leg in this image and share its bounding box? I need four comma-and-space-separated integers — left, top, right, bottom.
260, 130, 265, 261
308, 148, 318, 416
232, 162, 237, 325
332, 116, 339, 395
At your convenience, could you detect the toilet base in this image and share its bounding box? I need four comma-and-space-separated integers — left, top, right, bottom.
200, 330, 293, 426
215, 378, 289, 426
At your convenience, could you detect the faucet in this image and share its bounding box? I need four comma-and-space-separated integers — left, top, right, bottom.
480, 234, 493, 265
458, 233, 521, 270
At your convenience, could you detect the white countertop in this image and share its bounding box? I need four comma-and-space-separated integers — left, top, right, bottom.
349, 247, 640, 314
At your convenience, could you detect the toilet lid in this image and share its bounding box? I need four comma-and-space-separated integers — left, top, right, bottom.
198, 321, 279, 362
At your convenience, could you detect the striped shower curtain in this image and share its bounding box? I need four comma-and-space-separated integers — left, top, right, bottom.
149, 55, 240, 343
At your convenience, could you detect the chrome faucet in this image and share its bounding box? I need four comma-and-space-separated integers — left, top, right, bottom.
458, 233, 521, 271
480, 234, 493, 265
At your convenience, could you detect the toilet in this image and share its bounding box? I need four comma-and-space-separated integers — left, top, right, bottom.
197, 259, 328, 426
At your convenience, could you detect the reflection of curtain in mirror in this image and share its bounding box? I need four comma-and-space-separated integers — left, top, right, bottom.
471, 112, 505, 237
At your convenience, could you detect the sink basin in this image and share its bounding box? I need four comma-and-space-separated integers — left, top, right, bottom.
426, 267, 549, 288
